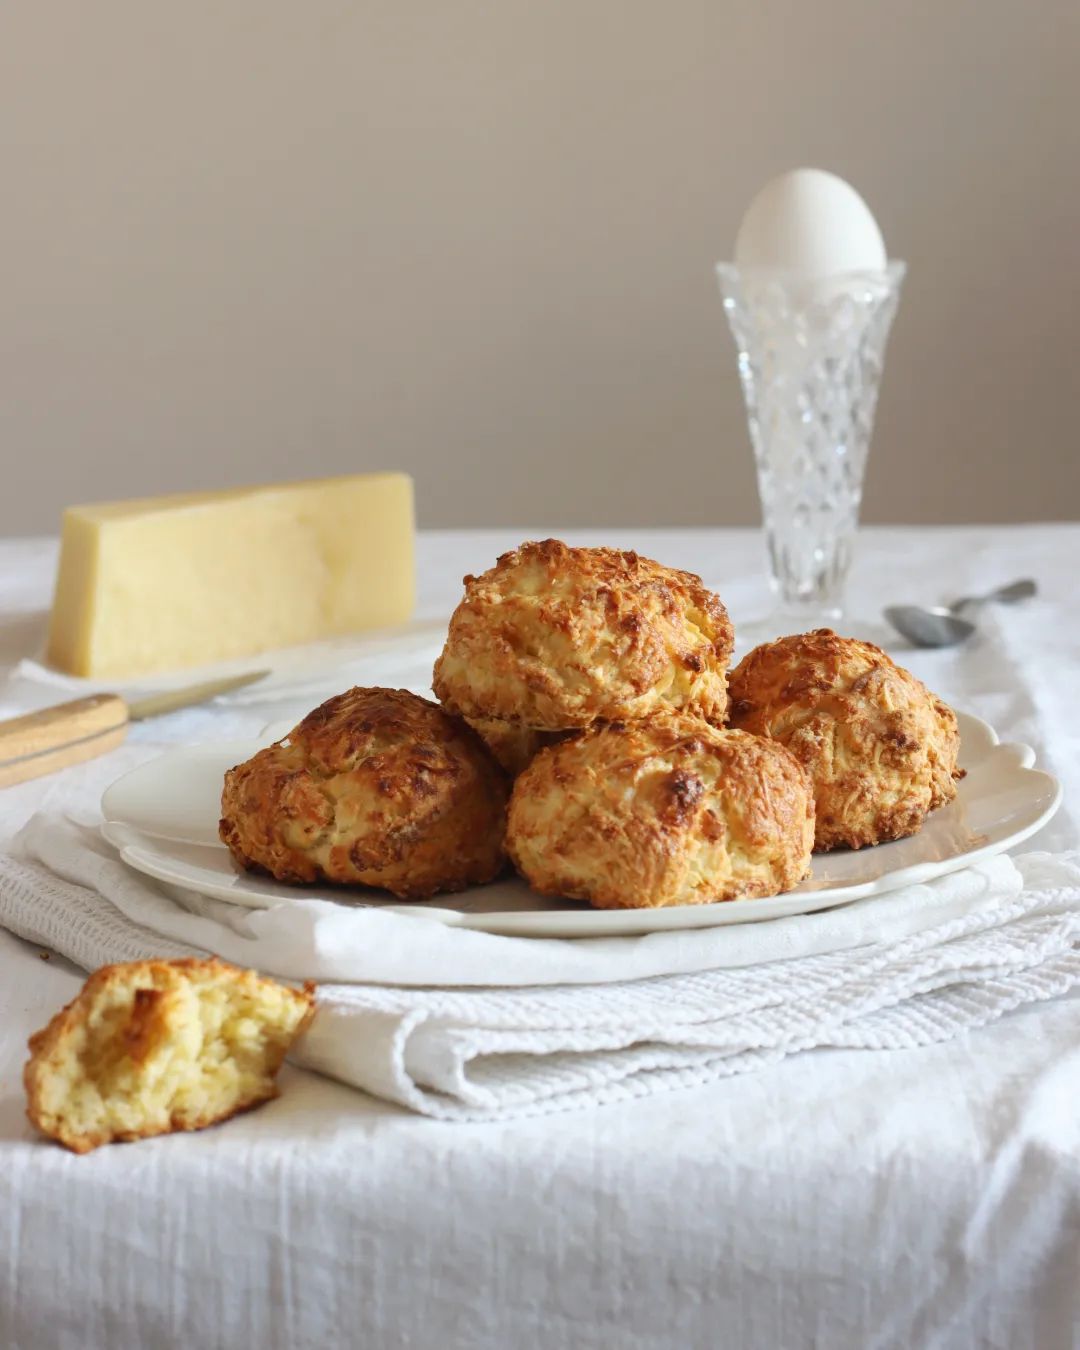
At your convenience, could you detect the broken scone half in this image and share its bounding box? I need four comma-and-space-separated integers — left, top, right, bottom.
24, 958, 315, 1154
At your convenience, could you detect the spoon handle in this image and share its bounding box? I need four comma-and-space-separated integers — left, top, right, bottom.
951, 578, 1037, 614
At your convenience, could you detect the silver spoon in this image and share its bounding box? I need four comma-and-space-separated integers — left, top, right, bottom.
884, 578, 1037, 648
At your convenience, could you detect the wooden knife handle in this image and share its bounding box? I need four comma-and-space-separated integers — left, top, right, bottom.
0, 694, 130, 788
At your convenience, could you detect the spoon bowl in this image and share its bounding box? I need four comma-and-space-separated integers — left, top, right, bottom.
883, 578, 1036, 648
884, 605, 977, 648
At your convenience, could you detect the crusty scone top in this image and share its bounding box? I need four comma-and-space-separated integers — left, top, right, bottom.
433, 539, 734, 731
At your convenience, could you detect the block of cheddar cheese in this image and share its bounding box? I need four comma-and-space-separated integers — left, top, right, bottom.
47, 473, 415, 677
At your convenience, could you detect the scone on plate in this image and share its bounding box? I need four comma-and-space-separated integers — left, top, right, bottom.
506, 713, 814, 910
25, 958, 314, 1154
220, 687, 509, 898
728, 629, 962, 851
433, 541, 734, 760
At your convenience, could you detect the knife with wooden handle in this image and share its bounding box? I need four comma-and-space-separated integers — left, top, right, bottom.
0, 670, 269, 788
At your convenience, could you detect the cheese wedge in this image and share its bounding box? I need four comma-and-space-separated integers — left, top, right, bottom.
47, 473, 415, 677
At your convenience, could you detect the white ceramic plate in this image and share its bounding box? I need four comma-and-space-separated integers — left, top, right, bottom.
100, 711, 1061, 938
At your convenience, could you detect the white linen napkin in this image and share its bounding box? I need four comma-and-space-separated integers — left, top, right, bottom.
2, 810, 1078, 1120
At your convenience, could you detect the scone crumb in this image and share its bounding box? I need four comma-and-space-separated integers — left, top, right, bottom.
24, 958, 315, 1154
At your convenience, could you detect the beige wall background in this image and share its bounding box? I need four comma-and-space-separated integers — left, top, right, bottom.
2, 1, 1078, 535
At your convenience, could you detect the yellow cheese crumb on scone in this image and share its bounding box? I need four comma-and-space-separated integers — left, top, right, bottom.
433, 540, 734, 736
506, 713, 814, 909
728, 629, 962, 851
25, 959, 314, 1154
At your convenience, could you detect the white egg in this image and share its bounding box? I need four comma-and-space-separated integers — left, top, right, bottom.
734, 168, 887, 277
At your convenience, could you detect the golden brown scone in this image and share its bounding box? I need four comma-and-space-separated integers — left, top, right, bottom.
220, 687, 509, 898
506, 713, 814, 909
728, 629, 962, 852
433, 540, 734, 733
464, 716, 568, 777
25, 958, 314, 1154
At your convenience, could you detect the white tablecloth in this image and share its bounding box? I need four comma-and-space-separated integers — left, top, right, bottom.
1, 526, 1078, 1350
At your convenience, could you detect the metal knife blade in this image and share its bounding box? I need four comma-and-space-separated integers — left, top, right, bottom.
127, 669, 271, 720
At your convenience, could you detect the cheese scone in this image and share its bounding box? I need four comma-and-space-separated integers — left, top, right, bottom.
433, 540, 734, 735
506, 714, 814, 909
25, 959, 314, 1154
728, 629, 962, 851
220, 687, 509, 897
